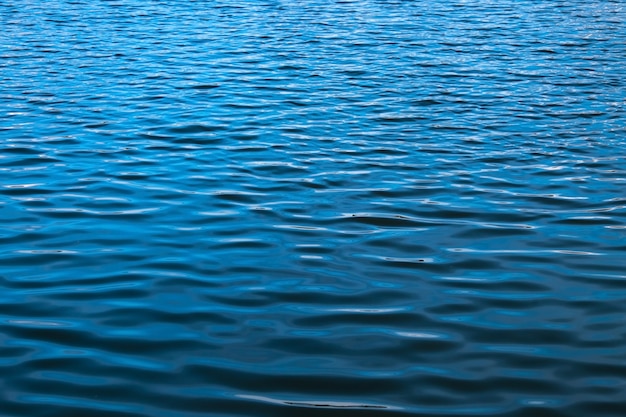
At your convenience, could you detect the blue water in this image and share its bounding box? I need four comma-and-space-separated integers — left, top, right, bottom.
1, 1, 626, 416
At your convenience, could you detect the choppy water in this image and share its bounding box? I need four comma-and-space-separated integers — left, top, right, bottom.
1, 0, 626, 416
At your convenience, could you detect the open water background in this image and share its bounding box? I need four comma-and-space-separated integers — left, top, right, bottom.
1, 0, 626, 416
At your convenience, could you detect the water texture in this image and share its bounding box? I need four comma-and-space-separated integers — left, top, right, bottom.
1, 0, 625, 416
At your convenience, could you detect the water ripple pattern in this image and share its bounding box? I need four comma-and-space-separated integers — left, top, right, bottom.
1, 1, 625, 416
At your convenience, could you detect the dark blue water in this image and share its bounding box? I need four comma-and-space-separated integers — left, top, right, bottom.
1, 0, 626, 416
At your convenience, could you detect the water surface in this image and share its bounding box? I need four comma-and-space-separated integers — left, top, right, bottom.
1, 1, 626, 416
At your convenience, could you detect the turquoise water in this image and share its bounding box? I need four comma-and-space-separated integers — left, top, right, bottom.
1, 1, 626, 416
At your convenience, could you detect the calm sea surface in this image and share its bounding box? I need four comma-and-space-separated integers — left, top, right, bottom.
1, 1, 625, 416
